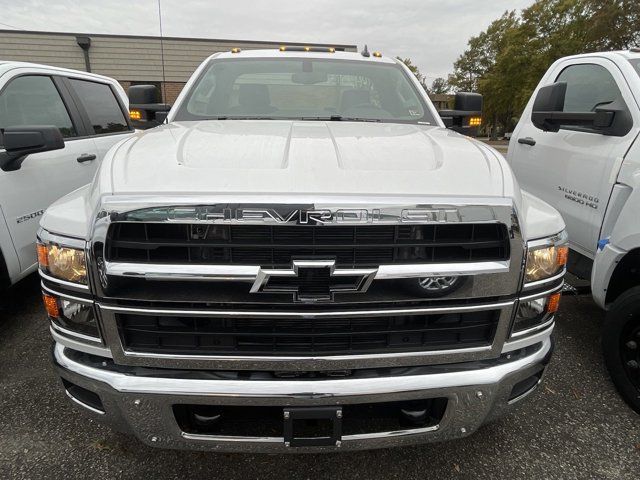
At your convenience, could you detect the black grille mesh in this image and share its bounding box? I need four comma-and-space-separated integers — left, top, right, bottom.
106, 223, 510, 268
117, 310, 499, 356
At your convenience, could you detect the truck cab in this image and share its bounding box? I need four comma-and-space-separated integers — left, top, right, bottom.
508, 50, 640, 412
0, 61, 134, 289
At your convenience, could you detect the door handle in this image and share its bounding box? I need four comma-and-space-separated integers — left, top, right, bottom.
77, 153, 97, 163
517, 137, 536, 146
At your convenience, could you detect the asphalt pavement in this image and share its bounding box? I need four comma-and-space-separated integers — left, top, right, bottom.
1, 274, 639, 480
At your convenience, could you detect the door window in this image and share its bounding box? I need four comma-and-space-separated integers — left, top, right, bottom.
556, 64, 623, 113
0, 75, 76, 147
69, 79, 130, 135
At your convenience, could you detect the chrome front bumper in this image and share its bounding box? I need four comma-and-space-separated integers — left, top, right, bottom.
53, 333, 553, 453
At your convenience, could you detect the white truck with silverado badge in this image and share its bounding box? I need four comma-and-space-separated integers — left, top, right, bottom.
509, 49, 640, 414
37, 48, 566, 452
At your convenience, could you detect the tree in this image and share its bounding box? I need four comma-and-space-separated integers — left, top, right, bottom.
448, 11, 520, 93
430, 77, 449, 94
396, 57, 429, 90
447, 0, 640, 137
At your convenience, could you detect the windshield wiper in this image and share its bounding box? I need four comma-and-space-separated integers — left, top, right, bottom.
299, 115, 381, 122
206, 115, 382, 122
208, 116, 276, 120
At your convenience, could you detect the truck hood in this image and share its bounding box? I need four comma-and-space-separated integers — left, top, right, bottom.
108, 120, 506, 198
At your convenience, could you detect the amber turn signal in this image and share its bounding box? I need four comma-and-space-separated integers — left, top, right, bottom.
42, 293, 60, 318
129, 109, 142, 121
37, 243, 49, 268
557, 245, 569, 268
469, 116, 482, 127
546, 293, 562, 314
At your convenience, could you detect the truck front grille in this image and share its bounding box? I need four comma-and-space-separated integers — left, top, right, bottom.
117, 309, 500, 357
106, 223, 510, 268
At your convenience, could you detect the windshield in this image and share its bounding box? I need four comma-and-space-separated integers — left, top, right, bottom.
175, 58, 436, 124
629, 59, 640, 78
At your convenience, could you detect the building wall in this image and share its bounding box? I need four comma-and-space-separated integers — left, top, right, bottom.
162, 82, 187, 105
0, 30, 357, 103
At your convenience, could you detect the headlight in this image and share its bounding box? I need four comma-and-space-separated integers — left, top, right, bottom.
525, 232, 568, 283
38, 242, 87, 284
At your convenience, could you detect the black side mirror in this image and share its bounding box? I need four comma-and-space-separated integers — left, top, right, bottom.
0, 126, 65, 172
438, 92, 483, 136
453, 92, 483, 112
128, 85, 171, 130
128, 85, 159, 105
532, 82, 566, 114
532, 82, 632, 136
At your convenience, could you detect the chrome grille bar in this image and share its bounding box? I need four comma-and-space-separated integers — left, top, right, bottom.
104, 260, 511, 282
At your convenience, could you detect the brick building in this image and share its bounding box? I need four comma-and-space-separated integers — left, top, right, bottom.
0, 30, 357, 103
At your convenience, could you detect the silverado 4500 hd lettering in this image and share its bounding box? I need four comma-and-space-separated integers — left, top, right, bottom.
37, 48, 566, 452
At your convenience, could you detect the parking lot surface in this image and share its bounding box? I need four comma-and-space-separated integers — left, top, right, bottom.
1, 275, 639, 480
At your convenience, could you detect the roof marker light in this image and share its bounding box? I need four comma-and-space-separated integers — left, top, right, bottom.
278, 46, 336, 53
373, 51, 382, 58
231, 48, 241, 53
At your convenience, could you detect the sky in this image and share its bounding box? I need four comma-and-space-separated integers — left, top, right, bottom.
0, 0, 533, 83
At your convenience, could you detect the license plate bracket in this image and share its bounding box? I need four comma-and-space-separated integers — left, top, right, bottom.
283, 406, 343, 447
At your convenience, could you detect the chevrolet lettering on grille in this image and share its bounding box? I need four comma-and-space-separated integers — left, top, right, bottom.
120, 205, 466, 225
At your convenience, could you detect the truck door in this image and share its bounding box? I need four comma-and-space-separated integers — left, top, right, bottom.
0, 74, 99, 273
63, 77, 134, 164
509, 58, 639, 258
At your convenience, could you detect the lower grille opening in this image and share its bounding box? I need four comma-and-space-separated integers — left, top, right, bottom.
118, 310, 500, 357
62, 379, 105, 413
173, 398, 448, 438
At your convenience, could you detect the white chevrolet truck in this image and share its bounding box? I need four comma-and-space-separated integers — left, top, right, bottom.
509, 50, 640, 413
0, 61, 133, 290
37, 48, 567, 452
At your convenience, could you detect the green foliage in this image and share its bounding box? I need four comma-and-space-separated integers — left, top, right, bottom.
396, 57, 429, 90
449, 0, 640, 133
430, 77, 449, 94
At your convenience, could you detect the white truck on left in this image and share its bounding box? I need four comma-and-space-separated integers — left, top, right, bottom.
0, 61, 134, 289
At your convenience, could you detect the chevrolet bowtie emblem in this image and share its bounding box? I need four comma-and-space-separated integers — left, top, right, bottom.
250, 260, 378, 303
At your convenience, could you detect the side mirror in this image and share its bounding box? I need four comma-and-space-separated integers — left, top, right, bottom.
532, 82, 632, 136
453, 92, 483, 112
128, 85, 159, 105
128, 85, 171, 130
0, 126, 65, 172
438, 92, 483, 136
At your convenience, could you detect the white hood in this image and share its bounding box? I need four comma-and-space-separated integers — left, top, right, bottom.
107, 120, 506, 197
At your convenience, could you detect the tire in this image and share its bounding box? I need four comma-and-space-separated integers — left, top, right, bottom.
602, 286, 640, 414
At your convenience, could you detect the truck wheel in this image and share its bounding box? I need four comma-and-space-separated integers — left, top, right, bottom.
602, 286, 640, 414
